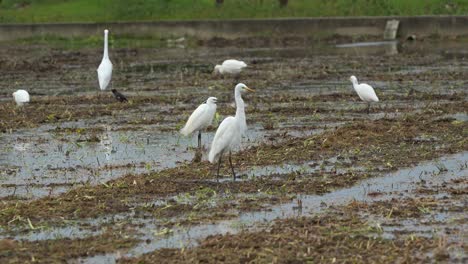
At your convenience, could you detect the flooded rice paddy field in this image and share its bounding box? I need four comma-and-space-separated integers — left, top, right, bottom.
0, 36, 467, 263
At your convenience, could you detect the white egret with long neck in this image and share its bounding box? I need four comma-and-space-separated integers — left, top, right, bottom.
349, 75, 379, 114
12, 90, 30, 106
97, 29, 113, 91
208, 83, 254, 180
180, 97, 218, 149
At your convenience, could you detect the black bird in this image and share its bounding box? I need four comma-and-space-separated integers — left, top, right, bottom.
111, 89, 128, 102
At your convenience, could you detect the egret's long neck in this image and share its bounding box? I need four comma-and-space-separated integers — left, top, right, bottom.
351, 79, 359, 89
103, 32, 109, 59
234, 88, 246, 130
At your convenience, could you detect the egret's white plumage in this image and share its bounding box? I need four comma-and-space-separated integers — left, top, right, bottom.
209, 116, 241, 163
350, 75, 379, 113
208, 83, 254, 180
350, 76, 378, 102
12, 90, 30, 106
97, 29, 113, 91
214, 59, 247, 75
180, 97, 218, 148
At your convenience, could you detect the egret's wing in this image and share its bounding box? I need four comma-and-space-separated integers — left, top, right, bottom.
205, 104, 217, 127
180, 103, 210, 136
359, 83, 379, 102
18, 91, 30, 102
97, 59, 113, 90
14, 90, 30, 103
208, 116, 240, 163
222, 60, 247, 70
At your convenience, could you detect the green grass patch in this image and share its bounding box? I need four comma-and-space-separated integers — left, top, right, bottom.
0, 0, 467, 23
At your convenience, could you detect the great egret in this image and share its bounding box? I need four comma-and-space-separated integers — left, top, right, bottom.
12, 90, 30, 106
111, 89, 128, 102
208, 83, 254, 180
97, 29, 113, 91
180, 97, 218, 149
214, 59, 247, 75
349, 75, 379, 114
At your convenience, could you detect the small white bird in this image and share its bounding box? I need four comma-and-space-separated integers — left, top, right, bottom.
180, 97, 218, 149
349, 75, 379, 114
214, 59, 247, 75
97, 29, 113, 91
12, 90, 30, 106
209, 83, 255, 180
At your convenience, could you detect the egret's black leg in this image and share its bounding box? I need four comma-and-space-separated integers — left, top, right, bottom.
367, 103, 371, 114
216, 152, 223, 182
229, 151, 236, 180
198, 131, 202, 149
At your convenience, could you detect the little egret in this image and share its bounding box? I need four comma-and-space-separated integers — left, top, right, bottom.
111, 89, 128, 102
12, 90, 30, 106
349, 75, 379, 114
208, 83, 254, 180
214, 59, 247, 75
180, 97, 217, 149
97, 29, 113, 91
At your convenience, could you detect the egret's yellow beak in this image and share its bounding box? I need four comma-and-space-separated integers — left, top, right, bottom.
245, 87, 255, 93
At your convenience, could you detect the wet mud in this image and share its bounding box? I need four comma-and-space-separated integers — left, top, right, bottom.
0, 37, 466, 262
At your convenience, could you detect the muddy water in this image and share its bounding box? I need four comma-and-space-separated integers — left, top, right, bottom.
0, 37, 467, 262
74, 152, 468, 263
0, 124, 188, 197
0, 120, 324, 198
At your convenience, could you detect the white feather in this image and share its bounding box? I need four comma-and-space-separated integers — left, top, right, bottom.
350, 76, 379, 103
214, 59, 247, 75
97, 29, 113, 91
12, 90, 30, 106
208, 116, 241, 163
180, 97, 217, 136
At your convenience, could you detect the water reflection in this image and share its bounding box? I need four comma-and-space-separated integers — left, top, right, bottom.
336, 41, 399, 55
99, 125, 113, 162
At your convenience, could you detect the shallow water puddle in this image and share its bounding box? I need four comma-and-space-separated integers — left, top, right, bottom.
443, 112, 468, 122
363, 192, 467, 261
335, 41, 399, 55
212, 154, 363, 183
0, 119, 328, 198
72, 152, 467, 263
336, 41, 398, 48
370, 209, 467, 240
0, 126, 191, 198
0, 224, 102, 242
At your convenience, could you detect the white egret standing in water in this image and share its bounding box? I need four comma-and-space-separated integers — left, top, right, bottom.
12, 90, 30, 106
208, 83, 254, 180
97, 29, 113, 91
180, 97, 218, 149
349, 75, 379, 114
214, 59, 247, 75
